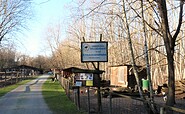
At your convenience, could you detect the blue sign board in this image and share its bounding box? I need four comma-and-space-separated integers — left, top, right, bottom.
81, 42, 108, 62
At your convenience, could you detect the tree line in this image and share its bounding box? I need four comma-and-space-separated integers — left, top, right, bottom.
0, 0, 52, 70
43, 0, 185, 109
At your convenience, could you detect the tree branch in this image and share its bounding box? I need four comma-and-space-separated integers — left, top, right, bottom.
172, 1, 184, 40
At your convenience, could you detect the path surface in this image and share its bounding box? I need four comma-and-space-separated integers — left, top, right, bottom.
0, 75, 52, 114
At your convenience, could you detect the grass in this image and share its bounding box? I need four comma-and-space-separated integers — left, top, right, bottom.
42, 78, 87, 114
0, 76, 38, 97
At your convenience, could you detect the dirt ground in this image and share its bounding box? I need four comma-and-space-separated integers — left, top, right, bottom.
69, 87, 185, 114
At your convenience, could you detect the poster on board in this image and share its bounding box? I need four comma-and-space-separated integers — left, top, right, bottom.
80, 73, 93, 80
79, 73, 93, 86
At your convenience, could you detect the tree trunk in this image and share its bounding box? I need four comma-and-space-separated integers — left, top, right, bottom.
156, 0, 184, 107
122, 0, 145, 102
156, 0, 175, 106
166, 53, 175, 105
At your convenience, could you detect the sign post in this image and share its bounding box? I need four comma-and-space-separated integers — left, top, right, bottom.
81, 34, 108, 113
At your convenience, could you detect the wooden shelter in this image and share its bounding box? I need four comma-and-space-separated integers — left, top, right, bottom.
62, 67, 104, 87
110, 64, 147, 89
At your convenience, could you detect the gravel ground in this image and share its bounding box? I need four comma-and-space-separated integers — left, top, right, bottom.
0, 75, 52, 114
69, 87, 185, 114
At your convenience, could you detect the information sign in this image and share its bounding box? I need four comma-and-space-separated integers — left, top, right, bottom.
81, 42, 108, 62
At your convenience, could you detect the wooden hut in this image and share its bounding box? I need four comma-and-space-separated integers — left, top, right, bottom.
61, 67, 104, 87
110, 64, 147, 89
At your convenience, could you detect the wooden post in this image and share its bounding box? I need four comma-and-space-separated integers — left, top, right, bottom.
97, 72, 101, 112
5, 72, 7, 86
11, 73, 12, 84
16, 72, 18, 83
77, 86, 80, 110
87, 87, 90, 114
160, 107, 164, 114
97, 34, 102, 112
109, 92, 112, 114
68, 80, 70, 98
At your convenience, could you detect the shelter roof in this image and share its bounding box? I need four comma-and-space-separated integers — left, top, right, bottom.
62, 67, 104, 74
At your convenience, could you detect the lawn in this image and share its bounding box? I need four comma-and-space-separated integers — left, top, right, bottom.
42, 79, 87, 114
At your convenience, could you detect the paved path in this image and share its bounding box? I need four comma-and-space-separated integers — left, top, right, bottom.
0, 75, 52, 114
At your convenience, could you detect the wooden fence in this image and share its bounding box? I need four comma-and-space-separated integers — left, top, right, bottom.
0, 71, 35, 87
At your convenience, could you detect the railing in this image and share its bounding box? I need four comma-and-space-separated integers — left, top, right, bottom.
0, 71, 35, 87
60, 77, 71, 97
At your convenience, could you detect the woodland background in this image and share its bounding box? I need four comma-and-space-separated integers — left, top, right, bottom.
0, 0, 185, 97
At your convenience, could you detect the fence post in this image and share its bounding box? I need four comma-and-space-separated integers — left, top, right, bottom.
11, 73, 12, 84
68, 80, 70, 98
74, 89, 77, 105
160, 107, 164, 114
109, 92, 112, 114
87, 87, 90, 114
5, 72, 7, 86
73, 86, 80, 111
77, 86, 80, 110
16, 72, 18, 83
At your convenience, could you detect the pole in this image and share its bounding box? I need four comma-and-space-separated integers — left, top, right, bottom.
77, 86, 80, 110
87, 87, 90, 114
109, 92, 112, 114
97, 34, 102, 113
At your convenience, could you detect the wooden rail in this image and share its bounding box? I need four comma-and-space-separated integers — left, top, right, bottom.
0, 71, 32, 87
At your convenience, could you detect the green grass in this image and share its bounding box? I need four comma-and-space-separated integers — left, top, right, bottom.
0, 76, 38, 97
42, 79, 87, 114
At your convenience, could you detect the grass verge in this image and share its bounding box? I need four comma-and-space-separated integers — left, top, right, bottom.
42, 78, 87, 114
0, 76, 39, 97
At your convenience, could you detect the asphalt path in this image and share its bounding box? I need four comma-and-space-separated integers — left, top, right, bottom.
0, 75, 52, 114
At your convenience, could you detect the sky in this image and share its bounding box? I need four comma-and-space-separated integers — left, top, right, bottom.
17, 0, 72, 57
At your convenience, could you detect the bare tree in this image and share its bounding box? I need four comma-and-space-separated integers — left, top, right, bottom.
43, 0, 185, 110
0, 0, 32, 43
155, 0, 184, 106
0, 44, 16, 69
